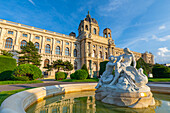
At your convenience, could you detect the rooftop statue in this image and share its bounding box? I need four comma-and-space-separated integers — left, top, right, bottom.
95, 48, 155, 108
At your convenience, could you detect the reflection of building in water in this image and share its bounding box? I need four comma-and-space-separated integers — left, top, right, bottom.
33, 96, 96, 113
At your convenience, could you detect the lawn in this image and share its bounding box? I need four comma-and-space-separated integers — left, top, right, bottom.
58, 78, 99, 82
0, 88, 35, 105
148, 78, 170, 82
0, 80, 43, 85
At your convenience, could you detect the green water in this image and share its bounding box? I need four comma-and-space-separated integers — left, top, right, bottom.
26, 91, 170, 113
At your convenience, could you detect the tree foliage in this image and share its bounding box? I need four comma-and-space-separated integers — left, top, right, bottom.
13, 64, 42, 80
0, 50, 14, 57
18, 41, 42, 66
136, 58, 153, 75
45, 59, 73, 72
152, 64, 170, 78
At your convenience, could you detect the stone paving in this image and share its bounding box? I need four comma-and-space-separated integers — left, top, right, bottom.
0, 79, 170, 94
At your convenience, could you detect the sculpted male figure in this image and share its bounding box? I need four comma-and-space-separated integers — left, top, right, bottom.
95, 56, 115, 89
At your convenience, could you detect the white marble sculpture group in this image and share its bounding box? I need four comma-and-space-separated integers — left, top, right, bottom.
95, 48, 155, 108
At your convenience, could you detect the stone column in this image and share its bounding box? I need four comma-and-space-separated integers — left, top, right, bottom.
70, 42, 73, 57
29, 33, 34, 42
0, 28, 6, 49
14, 30, 21, 50
52, 38, 55, 55
41, 36, 45, 53
62, 40, 65, 56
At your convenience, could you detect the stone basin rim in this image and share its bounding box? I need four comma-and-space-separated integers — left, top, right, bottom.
0, 83, 97, 113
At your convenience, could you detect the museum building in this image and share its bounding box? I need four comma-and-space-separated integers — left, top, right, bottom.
0, 12, 154, 78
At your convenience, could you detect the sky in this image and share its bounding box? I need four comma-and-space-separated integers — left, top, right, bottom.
0, 0, 170, 64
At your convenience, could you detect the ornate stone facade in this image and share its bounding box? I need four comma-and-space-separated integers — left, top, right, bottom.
0, 12, 154, 78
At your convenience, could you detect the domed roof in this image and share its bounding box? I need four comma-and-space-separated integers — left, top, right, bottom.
84, 11, 98, 24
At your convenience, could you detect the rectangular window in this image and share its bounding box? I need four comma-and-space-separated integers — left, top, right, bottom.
23, 34, 28, 37
74, 43, 77, 46
57, 40, 60, 44
66, 42, 69, 45
35, 36, 40, 40
8, 31, 13, 35
47, 38, 51, 41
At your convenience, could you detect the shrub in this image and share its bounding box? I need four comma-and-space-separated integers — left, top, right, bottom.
13, 64, 42, 80
14, 76, 30, 81
152, 64, 170, 78
81, 64, 90, 78
74, 69, 88, 80
70, 73, 75, 79
55, 72, 67, 80
0, 55, 17, 81
0, 70, 15, 81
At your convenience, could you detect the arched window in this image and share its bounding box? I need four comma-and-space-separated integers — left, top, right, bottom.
99, 51, 102, 58
85, 25, 88, 30
105, 52, 108, 59
94, 28, 96, 34
74, 61, 77, 70
65, 47, 69, 56
21, 40, 27, 48
92, 50, 96, 57
108, 33, 111, 37
74, 49, 77, 57
55, 46, 60, 55
5, 38, 13, 48
104, 33, 107, 38
34, 42, 39, 50
45, 44, 50, 53
44, 59, 49, 67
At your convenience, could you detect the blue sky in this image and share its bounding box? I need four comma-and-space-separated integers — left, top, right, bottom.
0, 0, 170, 64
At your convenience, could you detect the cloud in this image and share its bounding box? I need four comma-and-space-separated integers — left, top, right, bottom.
152, 35, 170, 41
156, 47, 170, 63
28, 0, 35, 6
122, 37, 148, 48
159, 25, 166, 30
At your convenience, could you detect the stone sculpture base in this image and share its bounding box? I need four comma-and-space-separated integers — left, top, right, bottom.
95, 86, 155, 108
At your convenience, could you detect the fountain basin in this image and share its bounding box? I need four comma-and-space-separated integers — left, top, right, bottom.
0, 83, 97, 113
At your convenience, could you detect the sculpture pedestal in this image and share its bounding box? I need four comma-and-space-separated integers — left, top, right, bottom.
95, 86, 155, 108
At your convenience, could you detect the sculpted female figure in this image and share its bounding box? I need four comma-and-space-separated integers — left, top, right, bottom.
110, 48, 148, 88
95, 56, 115, 89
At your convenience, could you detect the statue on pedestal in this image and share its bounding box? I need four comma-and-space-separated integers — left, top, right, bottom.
95, 48, 155, 108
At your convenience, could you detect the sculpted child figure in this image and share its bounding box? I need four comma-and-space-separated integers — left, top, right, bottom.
95, 56, 115, 89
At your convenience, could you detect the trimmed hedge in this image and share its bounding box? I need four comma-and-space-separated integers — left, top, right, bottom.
70, 73, 75, 79
152, 64, 170, 78
81, 64, 90, 78
0, 55, 17, 81
13, 64, 42, 80
55, 72, 67, 80
74, 69, 88, 80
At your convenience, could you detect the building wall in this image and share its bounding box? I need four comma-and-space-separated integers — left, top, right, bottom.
0, 17, 154, 78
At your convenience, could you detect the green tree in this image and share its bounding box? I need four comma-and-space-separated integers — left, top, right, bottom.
52, 60, 65, 72
0, 50, 14, 57
49, 60, 73, 72
152, 64, 170, 78
81, 64, 90, 78
64, 60, 73, 71
18, 41, 42, 66
136, 58, 153, 75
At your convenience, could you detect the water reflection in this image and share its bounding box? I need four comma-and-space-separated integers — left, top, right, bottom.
26, 91, 170, 113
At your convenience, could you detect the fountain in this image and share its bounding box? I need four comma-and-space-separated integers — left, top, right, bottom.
95, 48, 155, 108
